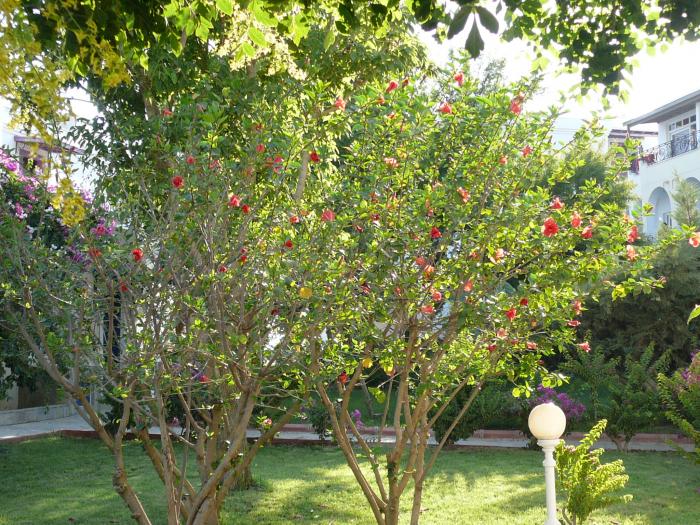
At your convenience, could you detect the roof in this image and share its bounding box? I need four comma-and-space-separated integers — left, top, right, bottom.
14, 135, 84, 155
608, 128, 657, 139
624, 89, 700, 127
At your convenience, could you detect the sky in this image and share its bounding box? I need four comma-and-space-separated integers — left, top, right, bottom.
417, 27, 700, 134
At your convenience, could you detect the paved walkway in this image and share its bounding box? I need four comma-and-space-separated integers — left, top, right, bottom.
0, 414, 693, 452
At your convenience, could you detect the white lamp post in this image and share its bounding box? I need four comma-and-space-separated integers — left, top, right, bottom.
528, 402, 566, 525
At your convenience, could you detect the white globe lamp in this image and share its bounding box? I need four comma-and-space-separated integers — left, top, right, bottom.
528, 402, 567, 525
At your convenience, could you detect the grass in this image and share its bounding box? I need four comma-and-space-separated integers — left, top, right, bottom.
0, 437, 698, 525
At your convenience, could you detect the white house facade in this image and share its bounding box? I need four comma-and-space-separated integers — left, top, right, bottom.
625, 89, 700, 237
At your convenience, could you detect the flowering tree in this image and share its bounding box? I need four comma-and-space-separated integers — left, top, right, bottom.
305, 72, 668, 525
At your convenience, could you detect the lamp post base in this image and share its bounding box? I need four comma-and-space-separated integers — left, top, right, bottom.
537, 439, 561, 525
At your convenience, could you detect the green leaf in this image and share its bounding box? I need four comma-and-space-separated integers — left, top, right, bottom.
242, 41, 256, 57
447, 6, 470, 39
369, 387, 386, 404
464, 21, 484, 58
252, 7, 278, 27
687, 305, 700, 324
215, 0, 233, 16
476, 6, 498, 34
323, 27, 336, 51
248, 26, 269, 47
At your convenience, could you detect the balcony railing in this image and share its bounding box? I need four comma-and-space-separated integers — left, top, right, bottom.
630, 130, 700, 173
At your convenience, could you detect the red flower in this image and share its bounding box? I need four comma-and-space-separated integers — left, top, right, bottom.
88, 247, 101, 259
334, 97, 346, 111
463, 279, 474, 292
690, 232, 700, 247
198, 374, 210, 384
386, 80, 399, 93
186, 155, 195, 165
377, 95, 386, 105
119, 282, 129, 293
289, 215, 300, 224
239, 254, 248, 264
541, 217, 559, 237
430, 226, 442, 239
454, 71, 464, 87
519, 297, 529, 306
421, 304, 435, 315
627, 225, 639, 244
354, 224, 364, 233
338, 371, 349, 384
496, 328, 508, 339
526, 341, 538, 350
626, 245, 637, 261
370, 213, 380, 225
309, 151, 321, 163
431, 289, 442, 302
402, 78, 409, 87
457, 187, 470, 203
242, 204, 251, 214
550, 197, 564, 210
423, 265, 435, 279
578, 342, 591, 353
567, 320, 581, 327
284, 239, 293, 249
505, 308, 517, 321
522, 145, 533, 157
171, 176, 184, 189
509, 99, 522, 115
132, 248, 143, 262
218, 265, 227, 273
487, 344, 497, 352
321, 209, 336, 222
493, 248, 506, 262
469, 250, 480, 260
256, 144, 265, 153
209, 159, 221, 170
162, 108, 173, 117
415, 255, 427, 267
572, 300, 583, 315
438, 102, 453, 114
384, 157, 399, 169
581, 225, 593, 239
571, 212, 582, 228
229, 194, 241, 207
498, 155, 507, 165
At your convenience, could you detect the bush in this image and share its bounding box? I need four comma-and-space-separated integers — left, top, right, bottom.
555, 419, 632, 525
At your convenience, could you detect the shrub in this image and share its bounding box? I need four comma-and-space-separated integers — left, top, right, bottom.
555, 419, 632, 525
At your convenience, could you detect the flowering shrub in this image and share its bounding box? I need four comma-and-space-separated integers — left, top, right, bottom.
532, 385, 586, 422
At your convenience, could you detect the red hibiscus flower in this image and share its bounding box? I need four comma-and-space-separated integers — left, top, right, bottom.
198, 374, 210, 384
229, 194, 241, 207
519, 297, 529, 306
438, 102, 453, 114
186, 155, 195, 165
498, 155, 507, 165
571, 212, 582, 228
289, 215, 300, 224
627, 225, 639, 243
493, 248, 506, 262
132, 248, 143, 262
386, 80, 399, 93
338, 371, 349, 384
509, 99, 522, 115
690, 232, 700, 247
567, 320, 581, 327
119, 282, 129, 293
284, 239, 293, 249
241, 204, 251, 214
162, 108, 173, 117
421, 304, 435, 315
526, 341, 538, 350
430, 226, 442, 239
334, 97, 346, 111
522, 145, 533, 157
431, 289, 442, 302
550, 197, 564, 210
256, 144, 265, 153
423, 265, 435, 279
463, 279, 474, 292
578, 342, 591, 353
370, 213, 380, 225
239, 254, 248, 264
88, 247, 101, 259
581, 225, 593, 239
541, 217, 559, 237
626, 245, 637, 261
457, 187, 470, 203
454, 71, 464, 87
487, 344, 497, 352
309, 151, 321, 163
171, 176, 184, 189
384, 157, 399, 169
572, 300, 583, 315
505, 308, 517, 321
321, 209, 336, 222
415, 255, 427, 267
496, 328, 508, 339
218, 265, 227, 273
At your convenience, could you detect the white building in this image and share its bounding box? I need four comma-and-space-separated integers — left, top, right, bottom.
624, 89, 700, 237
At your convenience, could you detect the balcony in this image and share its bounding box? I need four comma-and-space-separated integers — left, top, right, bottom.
631, 130, 699, 173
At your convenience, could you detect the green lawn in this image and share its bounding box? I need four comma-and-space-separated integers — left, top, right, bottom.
0, 437, 697, 524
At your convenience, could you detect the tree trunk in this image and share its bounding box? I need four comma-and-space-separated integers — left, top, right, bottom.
190, 496, 221, 525
113, 467, 153, 525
